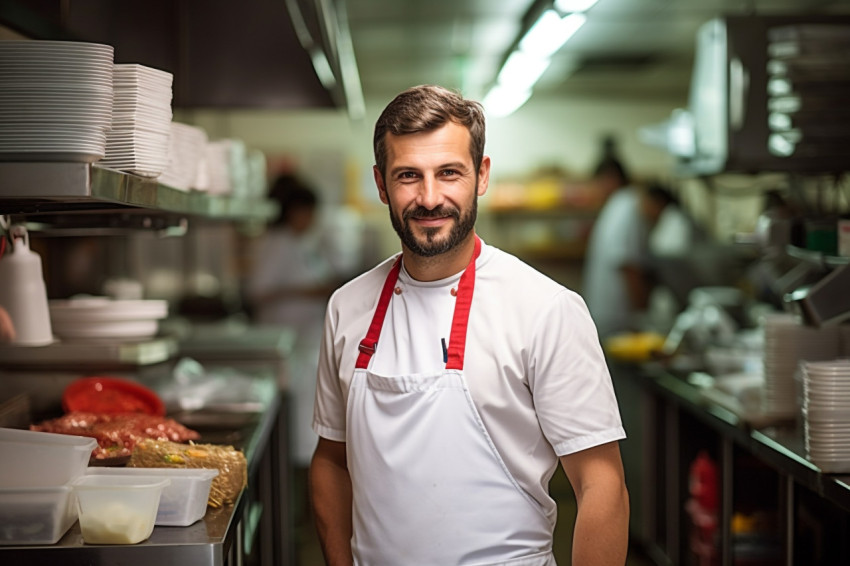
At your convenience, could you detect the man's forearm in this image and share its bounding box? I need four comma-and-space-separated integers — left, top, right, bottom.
571, 483, 630, 565
310, 447, 354, 566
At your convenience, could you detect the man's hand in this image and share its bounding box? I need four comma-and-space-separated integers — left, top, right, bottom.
0, 307, 15, 342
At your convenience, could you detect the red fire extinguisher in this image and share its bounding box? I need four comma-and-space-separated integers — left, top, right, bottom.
685, 450, 720, 566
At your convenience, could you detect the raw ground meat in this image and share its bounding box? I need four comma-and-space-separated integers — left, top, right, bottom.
31, 412, 200, 459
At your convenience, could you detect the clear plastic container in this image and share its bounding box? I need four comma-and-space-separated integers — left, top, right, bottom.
0, 427, 96, 488
86, 467, 219, 526
72, 475, 170, 544
0, 485, 77, 545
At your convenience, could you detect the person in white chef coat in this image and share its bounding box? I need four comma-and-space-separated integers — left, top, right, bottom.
310, 85, 630, 566
582, 143, 651, 339
247, 174, 346, 467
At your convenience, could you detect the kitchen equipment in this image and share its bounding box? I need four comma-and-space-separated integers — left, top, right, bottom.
72, 474, 169, 544
0, 225, 54, 346
86, 467, 218, 526
0, 428, 96, 488
791, 263, 850, 327
685, 15, 850, 175
0, 485, 78, 545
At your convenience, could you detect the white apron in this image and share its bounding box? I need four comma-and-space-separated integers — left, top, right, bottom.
346, 237, 556, 566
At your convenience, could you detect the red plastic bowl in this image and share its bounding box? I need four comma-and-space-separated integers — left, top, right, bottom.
62, 376, 165, 416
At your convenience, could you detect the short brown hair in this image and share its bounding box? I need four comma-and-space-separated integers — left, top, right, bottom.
373, 85, 486, 179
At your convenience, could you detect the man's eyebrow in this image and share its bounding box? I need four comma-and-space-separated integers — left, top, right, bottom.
388, 165, 419, 177
439, 161, 470, 171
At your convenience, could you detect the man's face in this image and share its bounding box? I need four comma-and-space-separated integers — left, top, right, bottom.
373, 121, 490, 258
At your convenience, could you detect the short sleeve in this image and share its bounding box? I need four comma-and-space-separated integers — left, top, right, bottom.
312, 296, 347, 442
528, 289, 626, 456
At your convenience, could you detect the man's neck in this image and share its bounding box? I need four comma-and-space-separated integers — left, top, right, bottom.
401, 234, 477, 282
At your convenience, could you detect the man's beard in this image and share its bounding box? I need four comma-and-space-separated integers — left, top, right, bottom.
389, 195, 477, 258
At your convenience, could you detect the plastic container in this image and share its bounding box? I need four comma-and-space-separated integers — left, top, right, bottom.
86, 467, 218, 526
0, 428, 96, 488
0, 485, 77, 545
72, 475, 170, 544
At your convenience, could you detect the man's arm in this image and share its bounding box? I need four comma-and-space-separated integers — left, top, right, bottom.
560, 441, 630, 566
310, 437, 353, 566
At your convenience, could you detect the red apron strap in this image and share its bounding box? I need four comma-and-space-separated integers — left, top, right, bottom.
445, 236, 481, 370
355, 256, 402, 369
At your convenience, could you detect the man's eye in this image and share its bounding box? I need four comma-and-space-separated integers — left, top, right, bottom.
398, 171, 417, 179
440, 169, 459, 177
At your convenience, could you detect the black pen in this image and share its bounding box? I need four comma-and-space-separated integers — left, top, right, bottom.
441, 338, 448, 363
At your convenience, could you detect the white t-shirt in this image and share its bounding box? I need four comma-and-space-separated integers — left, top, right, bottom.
313, 240, 625, 522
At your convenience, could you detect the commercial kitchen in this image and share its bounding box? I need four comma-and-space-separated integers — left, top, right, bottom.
2, 0, 850, 565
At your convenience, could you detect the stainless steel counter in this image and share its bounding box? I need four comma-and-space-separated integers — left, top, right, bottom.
635, 363, 850, 512
0, 380, 283, 566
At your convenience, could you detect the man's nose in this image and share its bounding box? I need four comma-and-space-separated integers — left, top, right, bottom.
415, 175, 442, 209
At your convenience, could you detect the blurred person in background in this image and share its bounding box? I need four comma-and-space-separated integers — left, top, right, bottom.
582, 136, 651, 338
246, 173, 360, 536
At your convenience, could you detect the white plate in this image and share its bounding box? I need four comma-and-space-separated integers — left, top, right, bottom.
52, 319, 159, 340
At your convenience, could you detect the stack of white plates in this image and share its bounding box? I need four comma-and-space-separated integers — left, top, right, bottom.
801, 359, 850, 473
200, 138, 248, 196
245, 148, 268, 199
158, 122, 209, 192
762, 313, 840, 417
99, 63, 173, 177
48, 297, 168, 340
0, 40, 114, 162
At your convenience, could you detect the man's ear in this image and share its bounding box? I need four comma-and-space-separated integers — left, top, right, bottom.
477, 155, 491, 197
374, 166, 389, 204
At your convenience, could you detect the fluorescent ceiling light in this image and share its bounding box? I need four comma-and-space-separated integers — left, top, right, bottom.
310, 48, 337, 89
519, 10, 587, 59
483, 84, 533, 118
497, 51, 551, 91
554, 0, 599, 13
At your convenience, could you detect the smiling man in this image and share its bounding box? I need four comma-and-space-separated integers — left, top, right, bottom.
310, 85, 630, 566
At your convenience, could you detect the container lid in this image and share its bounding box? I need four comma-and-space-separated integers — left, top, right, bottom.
62, 376, 165, 416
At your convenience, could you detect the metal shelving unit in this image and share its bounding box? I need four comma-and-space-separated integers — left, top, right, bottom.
0, 162, 278, 222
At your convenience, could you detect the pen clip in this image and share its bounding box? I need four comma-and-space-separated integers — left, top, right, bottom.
441, 338, 448, 364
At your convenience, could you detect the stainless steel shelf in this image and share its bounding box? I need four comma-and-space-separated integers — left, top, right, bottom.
0, 337, 178, 369
0, 162, 278, 222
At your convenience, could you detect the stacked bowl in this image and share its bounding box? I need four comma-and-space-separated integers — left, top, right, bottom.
762, 313, 840, 418
801, 359, 850, 473
0, 40, 114, 162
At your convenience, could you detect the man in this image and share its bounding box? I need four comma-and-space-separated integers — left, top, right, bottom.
311, 85, 629, 566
